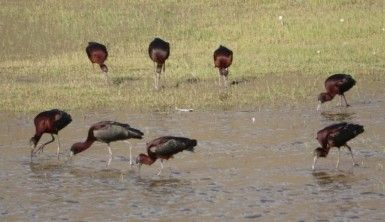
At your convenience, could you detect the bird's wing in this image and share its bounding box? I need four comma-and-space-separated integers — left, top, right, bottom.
153, 139, 183, 157
93, 122, 128, 142
329, 124, 361, 145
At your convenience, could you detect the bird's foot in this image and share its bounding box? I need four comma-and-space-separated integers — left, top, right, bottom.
353, 163, 359, 167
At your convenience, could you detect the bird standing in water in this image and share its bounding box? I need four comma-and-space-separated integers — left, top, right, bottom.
312, 122, 364, 170
70, 121, 143, 166
30, 109, 72, 160
148, 37, 170, 90
213, 45, 233, 88
136, 136, 197, 175
317, 73, 356, 110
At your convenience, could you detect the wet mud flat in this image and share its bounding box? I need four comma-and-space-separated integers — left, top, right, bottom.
0, 99, 384, 221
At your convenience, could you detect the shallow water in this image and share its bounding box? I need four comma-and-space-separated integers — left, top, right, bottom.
0, 99, 384, 221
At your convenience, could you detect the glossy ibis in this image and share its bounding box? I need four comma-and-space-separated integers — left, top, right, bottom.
214, 45, 233, 88
312, 122, 364, 170
85, 42, 109, 82
30, 109, 72, 160
148, 37, 170, 90
135, 136, 197, 175
317, 74, 356, 110
70, 121, 143, 166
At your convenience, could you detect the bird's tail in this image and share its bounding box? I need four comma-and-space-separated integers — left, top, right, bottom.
350, 124, 364, 135
128, 127, 144, 139
185, 139, 197, 152
100, 64, 108, 73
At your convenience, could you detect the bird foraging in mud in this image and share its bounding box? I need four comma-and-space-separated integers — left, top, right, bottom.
312, 122, 364, 170
85, 42, 109, 82
148, 37, 170, 90
135, 136, 197, 175
317, 73, 356, 111
70, 121, 143, 166
213, 45, 233, 88
30, 109, 72, 160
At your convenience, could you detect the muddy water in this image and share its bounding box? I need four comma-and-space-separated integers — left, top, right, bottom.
0, 101, 384, 221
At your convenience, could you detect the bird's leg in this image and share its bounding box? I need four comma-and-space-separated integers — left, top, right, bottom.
104, 72, 110, 86
137, 163, 142, 175
123, 141, 134, 166
339, 95, 343, 107
106, 144, 112, 167
218, 74, 222, 87
34, 134, 55, 155
154, 72, 159, 90
156, 72, 161, 91
157, 160, 164, 176
336, 148, 341, 169
30, 147, 35, 161
342, 94, 350, 107
56, 134, 61, 160
224, 73, 228, 88
312, 156, 318, 170
345, 144, 358, 166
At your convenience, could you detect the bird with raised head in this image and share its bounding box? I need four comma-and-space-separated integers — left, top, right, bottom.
70, 121, 143, 166
312, 122, 364, 170
136, 136, 197, 175
30, 109, 72, 160
317, 73, 356, 111
148, 37, 170, 90
214, 45, 233, 88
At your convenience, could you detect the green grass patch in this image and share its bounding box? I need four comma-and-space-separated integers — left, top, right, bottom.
0, 0, 384, 113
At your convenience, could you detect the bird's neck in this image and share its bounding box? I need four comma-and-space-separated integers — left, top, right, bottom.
75, 138, 95, 154
319, 146, 331, 157
30, 134, 42, 147
142, 154, 157, 165
324, 92, 335, 101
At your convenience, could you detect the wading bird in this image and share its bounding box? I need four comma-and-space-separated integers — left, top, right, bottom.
148, 37, 170, 90
317, 74, 356, 110
213, 45, 233, 88
70, 121, 143, 166
85, 42, 109, 82
30, 109, 72, 160
136, 136, 197, 175
312, 122, 364, 170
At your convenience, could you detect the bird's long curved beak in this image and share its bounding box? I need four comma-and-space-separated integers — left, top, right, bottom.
316, 101, 322, 111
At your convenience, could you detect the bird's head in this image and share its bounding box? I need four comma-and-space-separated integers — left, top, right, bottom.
313, 147, 328, 157
29, 137, 37, 148
317, 93, 333, 104
219, 68, 229, 77
100, 64, 108, 73
135, 153, 155, 166
70, 142, 83, 155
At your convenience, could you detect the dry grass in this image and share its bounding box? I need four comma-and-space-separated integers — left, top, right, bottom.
0, 0, 384, 113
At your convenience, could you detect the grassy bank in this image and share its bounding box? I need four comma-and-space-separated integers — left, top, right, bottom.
0, 0, 384, 113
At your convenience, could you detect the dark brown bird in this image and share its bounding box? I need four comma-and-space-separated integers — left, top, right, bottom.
312, 122, 364, 170
136, 136, 197, 175
148, 38, 170, 90
86, 42, 109, 81
214, 45, 233, 88
70, 121, 143, 166
317, 74, 356, 110
30, 109, 72, 160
